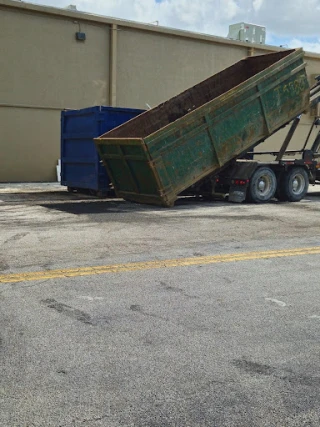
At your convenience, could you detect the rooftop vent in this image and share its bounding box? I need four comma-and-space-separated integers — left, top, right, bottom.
65, 4, 77, 11
228, 23, 266, 44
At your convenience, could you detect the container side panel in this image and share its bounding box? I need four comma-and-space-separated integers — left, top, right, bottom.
209, 98, 266, 166
62, 138, 98, 158
259, 67, 309, 132
154, 129, 220, 191
97, 50, 310, 206
63, 112, 98, 135
97, 141, 160, 197
61, 164, 97, 188
104, 159, 138, 193
61, 110, 107, 190
127, 161, 160, 195
147, 117, 207, 156
61, 107, 144, 191
61, 135, 102, 189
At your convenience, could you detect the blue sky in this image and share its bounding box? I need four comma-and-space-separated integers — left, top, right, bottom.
27, 0, 320, 53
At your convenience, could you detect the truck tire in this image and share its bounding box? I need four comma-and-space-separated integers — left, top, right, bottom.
277, 167, 309, 202
247, 167, 277, 203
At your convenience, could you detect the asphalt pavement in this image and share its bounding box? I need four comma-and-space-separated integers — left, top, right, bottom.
1, 184, 320, 426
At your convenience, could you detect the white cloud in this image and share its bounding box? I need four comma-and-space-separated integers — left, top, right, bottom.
289, 38, 320, 53
28, 0, 320, 52
252, 0, 264, 12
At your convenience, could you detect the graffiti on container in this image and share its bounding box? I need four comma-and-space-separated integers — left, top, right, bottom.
270, 74, 307, 114
274, 74, 307, 98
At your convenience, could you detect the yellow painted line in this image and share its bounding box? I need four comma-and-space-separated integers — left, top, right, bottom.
0, 246, 320, 284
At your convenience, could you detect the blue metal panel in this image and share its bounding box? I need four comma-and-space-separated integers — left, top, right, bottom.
61, 106, 144, 193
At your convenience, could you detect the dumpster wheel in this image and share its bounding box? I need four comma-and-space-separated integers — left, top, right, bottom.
67, 186, 77, 193
247, 167, 277, 203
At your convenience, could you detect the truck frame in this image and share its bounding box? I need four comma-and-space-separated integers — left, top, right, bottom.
192, 78, 320, 204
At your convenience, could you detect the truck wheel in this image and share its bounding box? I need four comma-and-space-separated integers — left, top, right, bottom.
247, 167, 277, 203
277, 167, 309, 202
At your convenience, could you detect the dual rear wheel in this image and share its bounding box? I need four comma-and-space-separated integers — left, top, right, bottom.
277, 167, 309, 202
247, 166, 309, 203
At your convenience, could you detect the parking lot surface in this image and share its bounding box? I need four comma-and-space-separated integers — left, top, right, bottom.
1, 183, 320, 426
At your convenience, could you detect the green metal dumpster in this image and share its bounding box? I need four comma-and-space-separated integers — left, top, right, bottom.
95, 49, 309, 207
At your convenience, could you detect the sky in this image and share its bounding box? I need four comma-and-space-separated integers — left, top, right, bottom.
26, 0, 320, 53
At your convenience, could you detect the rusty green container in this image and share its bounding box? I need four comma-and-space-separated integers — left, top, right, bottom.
95, 49, 309, 207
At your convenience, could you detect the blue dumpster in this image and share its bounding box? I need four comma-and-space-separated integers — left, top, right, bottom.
61, 106, 144, 195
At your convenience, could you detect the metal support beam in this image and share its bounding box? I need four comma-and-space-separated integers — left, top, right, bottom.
302, 117, 317, 151
276, 116, 301, 161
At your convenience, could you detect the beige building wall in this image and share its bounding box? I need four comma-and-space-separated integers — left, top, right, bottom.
116, 29, 248, 108
0, 2, 110, 181
1, 108, 60, 182
1, 0, 320, 182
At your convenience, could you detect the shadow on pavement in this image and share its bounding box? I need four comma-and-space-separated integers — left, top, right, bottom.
40, 197, 227, 215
